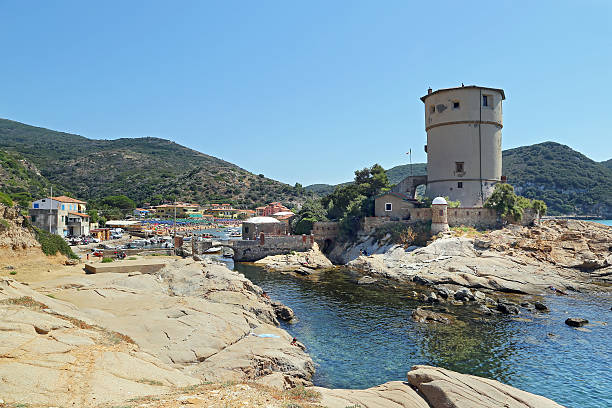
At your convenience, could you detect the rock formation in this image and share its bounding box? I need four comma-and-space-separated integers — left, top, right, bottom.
346, 220, 612, 294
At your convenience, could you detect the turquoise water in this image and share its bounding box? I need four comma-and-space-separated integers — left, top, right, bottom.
235, 264, 611, 408
594, 219, 612, 226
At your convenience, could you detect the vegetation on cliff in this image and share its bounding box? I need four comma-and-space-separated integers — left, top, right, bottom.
0, 149, 52, 209
0, 119, 313, 209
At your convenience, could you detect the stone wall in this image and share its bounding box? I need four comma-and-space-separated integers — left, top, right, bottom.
364, 206, 535, 234
445, 207, 498, 228
312, 222, 339, 241
193, 235, 314, 262
232, 236, 313, 262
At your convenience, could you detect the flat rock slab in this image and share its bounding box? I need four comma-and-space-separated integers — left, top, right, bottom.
406, 365, 565, 408
84, 259, 167, 274
313, 381, 430, 408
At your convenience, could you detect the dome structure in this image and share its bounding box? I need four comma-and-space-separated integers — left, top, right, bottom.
432, 197, 448, 205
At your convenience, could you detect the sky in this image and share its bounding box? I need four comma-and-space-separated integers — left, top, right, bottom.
1, 1, 611, 186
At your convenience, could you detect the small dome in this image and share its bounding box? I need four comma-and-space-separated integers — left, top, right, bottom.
432, 197, 448, 205
243, 216, 281, 224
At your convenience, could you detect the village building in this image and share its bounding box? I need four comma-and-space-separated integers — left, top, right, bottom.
154, 203, 201, 218
395, 85, 505, 207
133, 208, 153, 218
241, 216, 287, 240
205, 203, 241, 219
29, 196, 90, 236
256, 202, 291, 217
373, 192, 419, 220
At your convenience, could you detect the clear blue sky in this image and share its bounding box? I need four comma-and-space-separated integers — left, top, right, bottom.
1, 1, 610, 185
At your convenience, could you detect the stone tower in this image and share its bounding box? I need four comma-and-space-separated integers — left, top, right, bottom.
421, 85, 505, 207
430, 196, 450, 234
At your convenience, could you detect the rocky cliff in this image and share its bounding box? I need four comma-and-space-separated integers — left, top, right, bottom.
0, 203, 38, 250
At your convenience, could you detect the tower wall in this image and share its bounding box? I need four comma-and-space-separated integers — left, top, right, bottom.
422, 87, 504, 207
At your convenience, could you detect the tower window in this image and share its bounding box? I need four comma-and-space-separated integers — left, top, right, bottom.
430, 105, 435, 113
439, 210, 443, 216
455, 162, 465, 173
385, 203, 392, 212
482, 95, 492, 107
453, 101, 460, 109
457, 182, 463, 188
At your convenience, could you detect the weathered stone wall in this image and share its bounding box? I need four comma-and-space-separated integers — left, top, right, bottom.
232, 236, 313, 262
312, 222, 339, 241
446, 207, 498, 228
193, 235, 314, 262
374, 195, 415, 219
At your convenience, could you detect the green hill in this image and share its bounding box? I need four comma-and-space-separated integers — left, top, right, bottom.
502, 142, 612, 217
0, 149, 53, 208
307, 142, 612, 217
0, 119, 311, 208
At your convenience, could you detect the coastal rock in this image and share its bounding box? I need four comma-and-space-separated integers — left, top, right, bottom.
254, 243, 333, 272
358, 275, 377, 285
313, 381, 430, 408
454, 288, 474, 301
497, 302, 520, 315
412, 307, 451, 324
406, 365, 565, 408
341, 221, 612, 296
272, 302, 295, 321
565, 317, 589, 327
534, 301, 548, 311
24, 259, 314, 390
436, 287, 453, 299
427, 292, 439, 303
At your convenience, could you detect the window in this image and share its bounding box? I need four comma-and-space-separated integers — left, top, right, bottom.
385, 203, 392, 212
453, 101, 460, 109
430, 105, 435, 113
455, 162, 464, 173
62, 205, 65, 210
31, 216, 36, 222
33, 203, 39, 208
457, 182, 463, 188
439, 210, 443, 216
482, 95, 493, 108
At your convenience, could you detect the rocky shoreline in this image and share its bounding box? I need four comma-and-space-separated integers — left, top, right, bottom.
0, 254, 569, 407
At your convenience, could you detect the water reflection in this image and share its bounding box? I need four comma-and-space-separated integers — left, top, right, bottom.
233, 263, 611, 408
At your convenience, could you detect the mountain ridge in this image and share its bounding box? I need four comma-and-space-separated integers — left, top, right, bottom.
0, 118, 311, 208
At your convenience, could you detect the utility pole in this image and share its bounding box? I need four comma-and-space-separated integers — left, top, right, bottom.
407, 149, 413, 177
173, 203, 177, 240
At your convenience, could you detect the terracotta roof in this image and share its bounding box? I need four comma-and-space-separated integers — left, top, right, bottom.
51, 196, 87, 204
68, 212, 90, 218
421, 85, 505, 102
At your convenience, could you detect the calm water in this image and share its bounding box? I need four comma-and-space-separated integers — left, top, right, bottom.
234, 264, 611, 408
594, 219, 612, 226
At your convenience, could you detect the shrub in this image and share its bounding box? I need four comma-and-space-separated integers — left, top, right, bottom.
0, 191, 13, 207
10, 270, 17, 275
33, 227, 79, 259
0, 219, 10, 230
101, 257, 114, 263
373, 221, 430, 247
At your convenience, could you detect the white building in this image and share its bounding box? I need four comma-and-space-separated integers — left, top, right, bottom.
29, 196, 90, 236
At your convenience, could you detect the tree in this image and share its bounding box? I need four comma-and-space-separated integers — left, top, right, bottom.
531, 200, 547, 217
292, 199, 328, 235
484, 183, 523, 222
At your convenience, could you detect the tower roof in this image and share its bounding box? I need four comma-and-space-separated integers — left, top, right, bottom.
421, 85, 505, 102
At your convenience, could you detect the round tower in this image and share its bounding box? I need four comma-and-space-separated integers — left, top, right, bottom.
430, 196, 450, 234
421, 86, 504, 207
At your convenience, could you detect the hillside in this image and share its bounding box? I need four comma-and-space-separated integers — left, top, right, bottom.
0, 119, 311, 208
0, 150, 53, 208
502, 142, 612, 216
307, 142, 612, 217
